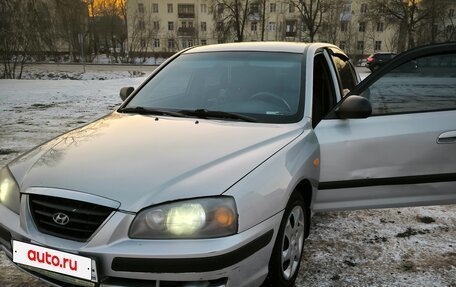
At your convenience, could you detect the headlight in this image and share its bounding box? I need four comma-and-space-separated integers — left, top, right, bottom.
0, 167, 20, 214
129, 197, 238, 239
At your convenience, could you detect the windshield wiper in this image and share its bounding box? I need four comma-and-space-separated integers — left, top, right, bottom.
119, 107, 257, 122
179, 109, 257, 122
118, 107, 186, 117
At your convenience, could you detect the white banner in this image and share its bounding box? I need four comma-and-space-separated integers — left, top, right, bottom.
13, 241, 93, 281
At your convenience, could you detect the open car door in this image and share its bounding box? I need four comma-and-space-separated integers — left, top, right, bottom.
314, 42, 456, 211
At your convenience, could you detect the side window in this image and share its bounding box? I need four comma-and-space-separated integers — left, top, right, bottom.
313, 54, 337, 128
361, 53, 456, 115
331, 54, 357, 96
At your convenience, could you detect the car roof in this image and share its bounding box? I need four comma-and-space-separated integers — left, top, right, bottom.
184, 42, 329, 54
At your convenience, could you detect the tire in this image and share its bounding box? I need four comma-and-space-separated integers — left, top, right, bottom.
265, 192, 308, 287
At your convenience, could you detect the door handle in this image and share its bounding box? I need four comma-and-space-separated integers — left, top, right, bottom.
437, 131, 456, 144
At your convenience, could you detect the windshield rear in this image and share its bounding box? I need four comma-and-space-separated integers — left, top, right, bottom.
124, 51, 304, 123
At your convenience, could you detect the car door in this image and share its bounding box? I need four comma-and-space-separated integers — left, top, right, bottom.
313, 42, 456, 211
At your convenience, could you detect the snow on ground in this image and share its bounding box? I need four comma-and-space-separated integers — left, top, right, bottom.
91, 54, 167, 65
134, 56, 166, 65
0, 69, 455, 287
20, 70, 146, 80
0, 76, 146, 158
91, 54, 112, 64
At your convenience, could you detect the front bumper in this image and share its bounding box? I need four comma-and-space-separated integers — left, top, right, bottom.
0, 195, 282, 287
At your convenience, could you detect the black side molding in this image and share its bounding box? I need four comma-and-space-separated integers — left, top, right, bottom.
112, 230, 274, 273
319, 173, 456, 190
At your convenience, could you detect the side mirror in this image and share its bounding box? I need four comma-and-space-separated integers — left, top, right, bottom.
335, 95, 372, 119
120, 87, 134, 101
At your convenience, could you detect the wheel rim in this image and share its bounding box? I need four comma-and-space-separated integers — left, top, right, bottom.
281, 205, 305, 280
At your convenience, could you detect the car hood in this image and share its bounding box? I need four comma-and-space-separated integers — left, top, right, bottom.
11, 113, 303, 212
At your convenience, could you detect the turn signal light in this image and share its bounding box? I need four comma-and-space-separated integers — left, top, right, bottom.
215, 207, 235, 227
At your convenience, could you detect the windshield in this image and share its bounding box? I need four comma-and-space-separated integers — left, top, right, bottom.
124, 52, 304, 123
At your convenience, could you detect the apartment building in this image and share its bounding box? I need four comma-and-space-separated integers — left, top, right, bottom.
126, 0, 456, 58
127, 0, 213, 55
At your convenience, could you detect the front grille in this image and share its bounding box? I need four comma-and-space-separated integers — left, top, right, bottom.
29, 194, 114, 242
20, 264, 95, 287
102, 277, 228, 287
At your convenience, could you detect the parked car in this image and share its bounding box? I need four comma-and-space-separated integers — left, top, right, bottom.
1, 42, 455, 287
366, 52, 396, 71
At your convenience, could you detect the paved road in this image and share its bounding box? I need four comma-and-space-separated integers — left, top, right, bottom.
356, 66, 370, 74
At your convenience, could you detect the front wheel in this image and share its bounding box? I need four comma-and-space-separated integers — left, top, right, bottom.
265, 192, 308, 287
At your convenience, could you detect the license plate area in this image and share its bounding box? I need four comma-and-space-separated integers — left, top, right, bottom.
12, 240, 97, 283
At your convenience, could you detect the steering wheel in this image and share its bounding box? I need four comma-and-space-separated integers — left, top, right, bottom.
250, 92, 292, 112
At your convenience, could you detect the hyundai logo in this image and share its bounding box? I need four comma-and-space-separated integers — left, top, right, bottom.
52, 212, 70, 226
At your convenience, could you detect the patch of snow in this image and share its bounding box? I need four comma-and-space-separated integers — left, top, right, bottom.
91, 54, 111, 64
0, 77, 145, 156
20, 71, 146, 81
133, 57, 166, 65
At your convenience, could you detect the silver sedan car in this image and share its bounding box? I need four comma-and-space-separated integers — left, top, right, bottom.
0, 42, 455, 287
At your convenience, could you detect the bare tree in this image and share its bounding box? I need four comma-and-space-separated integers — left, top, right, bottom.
417, 0, 454, 44
212, 0, 251, 42
388, 28, 401, 51
372, 0, 431, 52
0, 0, 56, 79
126, 5, 161, 63
93, 0, 127, 62
118, 0, 128, 55
320, 0, 344, 44
259, 0, 267, 41
332, 2, 358, 56
441, 13, 456, 42
363, 5, 394, 52
212, 10, 232, 43
54, 0, 88, 61
289, 0, 328, 42
33, 0, 59, 55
